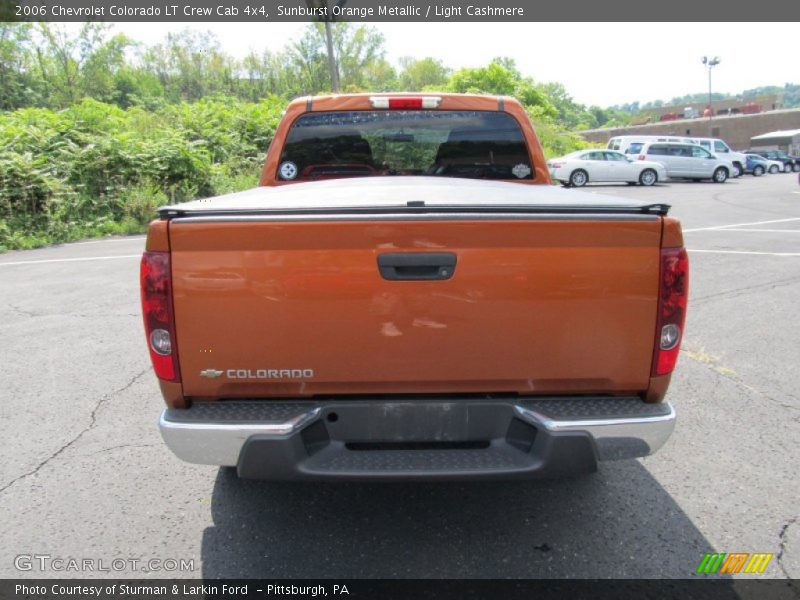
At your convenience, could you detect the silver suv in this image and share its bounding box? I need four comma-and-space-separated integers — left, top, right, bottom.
636, 142, 733, 183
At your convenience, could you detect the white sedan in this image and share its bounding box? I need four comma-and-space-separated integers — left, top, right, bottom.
547, 149, 668, 187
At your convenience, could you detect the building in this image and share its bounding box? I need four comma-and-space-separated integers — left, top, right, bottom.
639, 94, 784, 121
750, 129, 800, 155
578, 108, 800, 151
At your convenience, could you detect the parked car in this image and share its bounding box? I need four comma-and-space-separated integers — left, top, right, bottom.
608, 135, 687, 156
745, 150, 799, 173
684, 137, 746, 177
745, 154, 783, 174
547, 149, 666, 187
743, 154, 768, 176
636, 142, 733, 182
608, 135, 744, 176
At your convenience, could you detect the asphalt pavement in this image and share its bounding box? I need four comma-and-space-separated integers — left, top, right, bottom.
0, 174, 798, 579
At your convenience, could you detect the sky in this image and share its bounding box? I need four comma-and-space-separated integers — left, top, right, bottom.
95, 22, 797, 108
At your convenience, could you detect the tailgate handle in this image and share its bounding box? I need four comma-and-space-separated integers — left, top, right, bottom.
377, 253, 457, 281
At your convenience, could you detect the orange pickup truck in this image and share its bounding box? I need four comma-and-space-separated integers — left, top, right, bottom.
142, 93, 687, 480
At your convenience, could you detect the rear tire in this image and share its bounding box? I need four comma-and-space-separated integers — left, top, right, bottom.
733, 163, 743, 177
785, 163, 793, 173
569, 169, 588, 187
712, 167, 728, 183
639, 169, 657, 186
753, 165, 765, 177
794, 163, 800, 173
769, 165, 779, 174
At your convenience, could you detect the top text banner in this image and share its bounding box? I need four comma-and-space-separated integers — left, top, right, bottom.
3, 0, 793, 21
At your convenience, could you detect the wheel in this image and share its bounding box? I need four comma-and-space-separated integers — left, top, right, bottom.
785, 163, 793, 173
753, 165, 764, 177
569, 169, 588, 187
733, 163, 743, 177
794, 163, 800, 173
639, 169, 658, 186
712, 167, 728, 183
769, 165, 779, 174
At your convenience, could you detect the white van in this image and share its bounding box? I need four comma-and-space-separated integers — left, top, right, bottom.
607, 135, 744, 176
607, 136, 686, 157
684, 137, 746, 176
637, 141, 733, 183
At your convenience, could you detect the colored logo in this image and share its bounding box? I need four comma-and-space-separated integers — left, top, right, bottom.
696, 552, 773, 574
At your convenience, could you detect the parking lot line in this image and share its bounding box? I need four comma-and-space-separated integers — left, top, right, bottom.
683, 217, 800, 233
698, 229, 800, 233
688, 249, 800, 257
67, 236, 146, 245
0, 254, 140, 267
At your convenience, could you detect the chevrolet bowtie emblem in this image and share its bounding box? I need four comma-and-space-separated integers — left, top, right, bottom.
200, 369, 224, 378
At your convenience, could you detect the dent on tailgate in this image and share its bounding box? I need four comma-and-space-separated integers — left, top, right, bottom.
168, 217, 661, 400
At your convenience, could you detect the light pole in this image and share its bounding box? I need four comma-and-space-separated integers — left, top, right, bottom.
701, 56, 720, 120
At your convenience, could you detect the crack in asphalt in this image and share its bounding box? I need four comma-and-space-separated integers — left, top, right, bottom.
691, 276, 800, 306
6, 304, 40, 318
709, 189, 792, 217
92, 443, 156, 455
777, 516, 798, 580
4, 305, 141, 320
682, 349, 800, 415
0, 367, 150, 496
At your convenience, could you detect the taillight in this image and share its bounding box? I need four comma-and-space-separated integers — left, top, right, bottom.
652, 247, 689, 376
638, 155, 646, 161
551, 161, 564, 168
140, 251, 180, 381
369, 96, 441, 110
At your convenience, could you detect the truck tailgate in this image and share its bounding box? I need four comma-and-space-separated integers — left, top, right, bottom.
169, 217, 661, 398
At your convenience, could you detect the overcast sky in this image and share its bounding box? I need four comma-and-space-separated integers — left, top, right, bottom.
98, 22, 796, 107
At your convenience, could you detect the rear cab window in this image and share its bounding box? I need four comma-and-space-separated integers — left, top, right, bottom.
277, 110, 534, 182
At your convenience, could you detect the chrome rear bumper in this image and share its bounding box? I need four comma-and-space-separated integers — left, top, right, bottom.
159, 397, 675, 480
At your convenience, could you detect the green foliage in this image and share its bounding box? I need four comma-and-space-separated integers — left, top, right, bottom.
397, 57, 449, 91
0, 96, 285, 251
0, 22, 649, 250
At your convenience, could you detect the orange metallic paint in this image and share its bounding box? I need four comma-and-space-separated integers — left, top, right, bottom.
144, 94, 687, 407
159, 380, 186, 409
167, 218, 662, 400
144, 220, 169, 251
644, 374, 672, 404
661, 217, 684, 249
258, 93, 551, 187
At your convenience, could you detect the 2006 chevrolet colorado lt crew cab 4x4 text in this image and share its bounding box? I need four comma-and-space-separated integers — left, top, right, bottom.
142, 93, 687, 481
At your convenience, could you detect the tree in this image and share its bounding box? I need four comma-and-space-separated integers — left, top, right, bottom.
445, 58, 556, 118
397, 57, 449, 91
287, 23, 388, 94
143, 30, 236, 102
0, 23, 38, 109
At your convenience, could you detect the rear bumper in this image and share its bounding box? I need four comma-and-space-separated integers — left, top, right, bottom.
159, 397, 675, 480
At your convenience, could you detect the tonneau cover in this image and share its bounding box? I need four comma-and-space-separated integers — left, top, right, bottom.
159, 176, 668, 218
